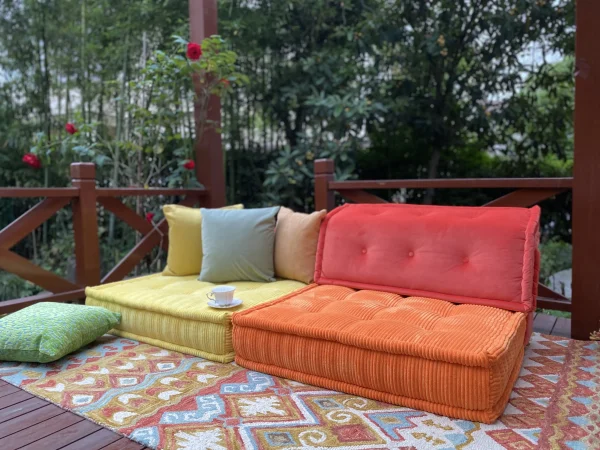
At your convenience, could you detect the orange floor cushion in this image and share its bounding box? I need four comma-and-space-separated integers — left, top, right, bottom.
233, 284, 527, 424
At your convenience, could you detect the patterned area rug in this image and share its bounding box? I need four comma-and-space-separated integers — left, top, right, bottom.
1, 333, 598, 449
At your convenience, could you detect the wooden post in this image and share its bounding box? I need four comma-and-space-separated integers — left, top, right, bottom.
572, 0, 600, 340
315, 159, 335, 211
71, 163, 101, 289
189, 0, 226, 207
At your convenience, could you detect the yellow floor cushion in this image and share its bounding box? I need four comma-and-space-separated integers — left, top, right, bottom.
85, 274, 305, 362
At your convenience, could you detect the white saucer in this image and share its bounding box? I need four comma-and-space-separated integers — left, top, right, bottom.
207, 298, 243, 309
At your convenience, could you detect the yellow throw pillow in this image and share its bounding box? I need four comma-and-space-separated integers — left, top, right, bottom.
274, 207, 327, 283
162, 204, 243, 276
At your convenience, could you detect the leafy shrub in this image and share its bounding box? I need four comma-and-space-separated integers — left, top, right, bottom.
539, 239, 572, 285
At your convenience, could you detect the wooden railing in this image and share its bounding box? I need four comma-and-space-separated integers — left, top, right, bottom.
0, 162, 208, 315
314, 158, 579, 334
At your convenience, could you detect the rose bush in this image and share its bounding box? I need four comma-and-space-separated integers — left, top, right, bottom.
65, 123, 77, 135
186, 42, 202, 60
22, 153, 41, 169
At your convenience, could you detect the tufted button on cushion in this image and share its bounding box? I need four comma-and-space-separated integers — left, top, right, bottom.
233, 284, 527, 423
408, 251, 414, 257
361, 248, 367, 254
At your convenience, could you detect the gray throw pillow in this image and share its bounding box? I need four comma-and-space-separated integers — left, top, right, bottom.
199, 206, 280, 282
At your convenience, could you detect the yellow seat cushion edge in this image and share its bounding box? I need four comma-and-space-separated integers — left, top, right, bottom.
109, 329, 235, 363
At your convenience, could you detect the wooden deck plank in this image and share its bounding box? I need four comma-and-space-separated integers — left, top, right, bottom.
0, 404, 65, 439
19, 419, 101, 450
552, 317, 572, 338
0, 384, 20, 398
0, 397, 47, 424
99, 437, 147, 450
534, 313, 558, 335
0, 411, 84, 450
0, 383, 144, 449
59, 428, 123, 450
0, 390, 33, 409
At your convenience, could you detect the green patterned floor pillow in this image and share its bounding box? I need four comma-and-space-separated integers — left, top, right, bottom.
0, 302, 121, 363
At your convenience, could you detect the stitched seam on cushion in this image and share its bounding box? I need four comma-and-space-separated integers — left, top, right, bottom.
235, 296, 527, 368
314, 205, 348, 283
313, 278, 530, 313
236, 319, 498, 368
326, 204, 543, 212
520, 206, 540, 311
110, 329, 236, 362
86, 295, 235, 325
487, 320, 525, 409
486, 312, 526, 359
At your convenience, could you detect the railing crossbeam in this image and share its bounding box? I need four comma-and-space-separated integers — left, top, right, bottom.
0, 249, 80, 293
0, 197, 71, 250
101, 195, 200, 284
99, 198, 168, 252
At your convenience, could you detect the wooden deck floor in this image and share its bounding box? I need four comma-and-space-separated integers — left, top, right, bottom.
533, 311, 571, 337
0, 312, 572, 449
0, 380, 145, 450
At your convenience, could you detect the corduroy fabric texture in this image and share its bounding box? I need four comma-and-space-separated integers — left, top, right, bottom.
232, 284, 527, 423
314, 204, 541, 313
86, 274, 304, 362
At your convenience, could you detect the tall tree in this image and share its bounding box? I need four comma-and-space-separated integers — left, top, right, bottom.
362, 0, 574, 202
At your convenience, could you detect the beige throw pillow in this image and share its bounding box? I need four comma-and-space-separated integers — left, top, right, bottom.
274, 207, 327, 284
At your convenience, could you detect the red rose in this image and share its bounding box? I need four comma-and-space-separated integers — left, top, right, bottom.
22, 153, 41, 169
220, 78, 231, 88
186, 42, 202, 60
183, 160, 195, 170
65, 123, 78, 135
145, 212, 155, 223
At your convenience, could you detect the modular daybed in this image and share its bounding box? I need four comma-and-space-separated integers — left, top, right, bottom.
87, 203, 540, 423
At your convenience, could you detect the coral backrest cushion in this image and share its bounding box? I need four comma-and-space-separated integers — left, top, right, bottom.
314, 204, 541, 313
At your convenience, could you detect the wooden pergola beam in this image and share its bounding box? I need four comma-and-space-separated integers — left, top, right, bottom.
189, 0, 226, 208
572, 0, 600, 340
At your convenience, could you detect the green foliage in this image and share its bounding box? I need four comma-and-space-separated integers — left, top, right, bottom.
539, 240, 572, 285
0, 0, 576, 301
0, 2, 244, 300
220, 0, 382, 207
221, 0, 574, 211
263, 139, 358, 211
537, 237, 572, 318
361, 0, 574, 192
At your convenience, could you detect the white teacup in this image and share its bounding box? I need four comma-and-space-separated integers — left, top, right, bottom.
207, 285, 235, 306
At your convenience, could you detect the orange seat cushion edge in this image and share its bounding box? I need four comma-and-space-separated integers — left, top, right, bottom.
232, 284, 527, 423
235, 346, 524, 424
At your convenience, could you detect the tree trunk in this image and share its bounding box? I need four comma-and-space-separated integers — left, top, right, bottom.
66, 71, 71, 118
40, 2, 51, 246
108, 27, 130, 242
80, 0, 86, 123
424, 148, 441, 204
